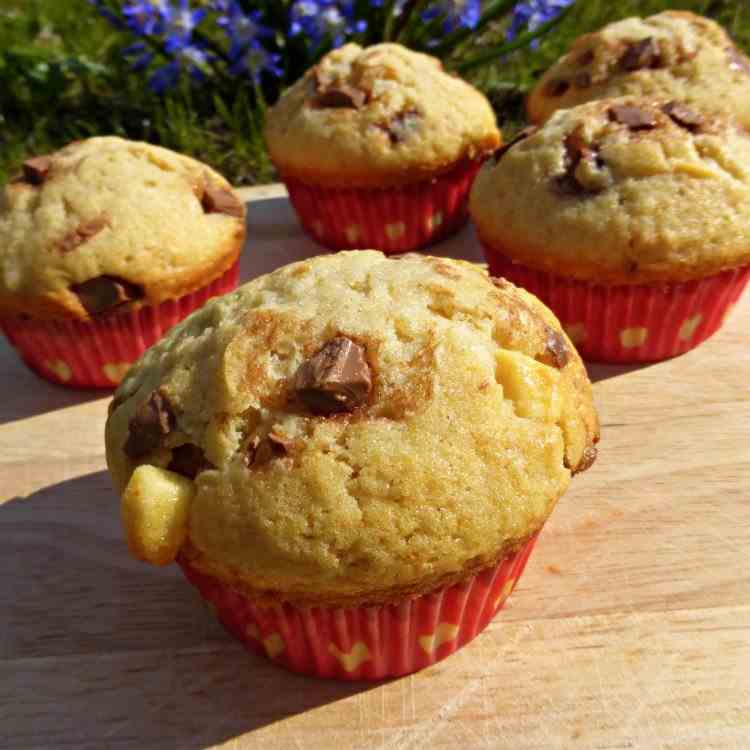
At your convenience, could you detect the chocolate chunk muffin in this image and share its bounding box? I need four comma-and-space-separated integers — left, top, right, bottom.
470, 97, 750, 362
0, 137, 246, 387
264, 43, 500, 252
527, 11, 750, 128
106, 251, 598, 679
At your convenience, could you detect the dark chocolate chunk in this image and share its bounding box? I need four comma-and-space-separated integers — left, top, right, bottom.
574, 71, 592, 89
608, 104, 657, 130
312, 84, 367, 109
58, 215, 110, 254
661, 101, 703, 131
294, 336, 372, 415
244, 432, 293, 468
577, 49, 595, 66
167, 443, 214, 479
201, 185, 244, 218
22, 156, 52, 185
493, 126, 538, 163
555, 125, 602, 195
377, 109, 421, 145
72, 276, 143, 316
538, 328, 570, 369
123, 389, 175, 458
544, 78, 570, 97
619, 37, 661, 71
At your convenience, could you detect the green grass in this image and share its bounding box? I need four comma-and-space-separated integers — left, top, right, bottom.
2, 0, 750, 185
0, 0, 273, 185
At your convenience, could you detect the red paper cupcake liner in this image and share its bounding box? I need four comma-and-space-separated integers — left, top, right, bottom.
0, 261, 240, 389
180, 533, 538, 681
283, 158, 485, 253
482, 243, 750, 363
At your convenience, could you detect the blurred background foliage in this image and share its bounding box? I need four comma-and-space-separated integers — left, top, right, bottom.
1, 0, 748, 185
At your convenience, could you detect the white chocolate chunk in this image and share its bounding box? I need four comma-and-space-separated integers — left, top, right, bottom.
121, 465, 195, 565
495, 349, 562, 422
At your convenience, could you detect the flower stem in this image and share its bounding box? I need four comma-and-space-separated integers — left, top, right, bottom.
454, 4, 573, 75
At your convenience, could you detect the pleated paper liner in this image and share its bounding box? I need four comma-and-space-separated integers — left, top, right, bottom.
283, 158, 484, 254
482, 243, 750, 363
180, 533, 538, 681
0, 261, 240, 389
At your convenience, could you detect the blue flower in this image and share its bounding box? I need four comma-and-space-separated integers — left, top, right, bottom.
162, 0, 207, 53
123, 41, 154, 71
229, 43, 283, 81
148, 43, 210, 93
422, 0, 481, 34
217, 1, 271, 62
121, 0, 170, 36
507, 0, 574, 43
289, 1, 365, 48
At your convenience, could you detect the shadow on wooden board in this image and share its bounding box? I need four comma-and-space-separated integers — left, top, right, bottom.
1, 471, 374, 749
0, 337, 105, 427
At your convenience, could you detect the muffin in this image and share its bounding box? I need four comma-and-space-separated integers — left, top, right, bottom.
105, 251, 599, 680
527, 11, 750, 128
265, 43, 500, 253
470, 97, 750, 363
0, 137, 245, 388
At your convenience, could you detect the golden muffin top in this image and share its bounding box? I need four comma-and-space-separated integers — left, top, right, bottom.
470, 97, 750, 284
0, 137, 245, 319
106, 251, 598, 606
264, 43, 500, 188
527, 11, 750, 128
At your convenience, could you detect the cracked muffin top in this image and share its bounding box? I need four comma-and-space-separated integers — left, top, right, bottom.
470, 97, 750, 284
527, 11, 750, 128
0, 137, 245, 320
106, 251, 599, 607
264, 43, 500, 188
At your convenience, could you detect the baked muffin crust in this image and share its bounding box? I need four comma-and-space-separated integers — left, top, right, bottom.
106, 251, 598, 606
0, 137, 245, 319
471, 97, 750, 284
265, 43, 500, 188
527, 11, 750, 128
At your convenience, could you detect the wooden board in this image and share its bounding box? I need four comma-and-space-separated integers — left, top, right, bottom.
2, 185, 749, 750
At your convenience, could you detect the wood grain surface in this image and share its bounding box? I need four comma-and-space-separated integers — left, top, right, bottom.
1, 185, 748, 750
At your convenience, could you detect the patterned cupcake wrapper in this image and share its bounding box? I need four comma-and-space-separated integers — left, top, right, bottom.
283, 158, 485, 254
0, 262, 240, 389
180, 533, 538, 681
482, 243, 750, 363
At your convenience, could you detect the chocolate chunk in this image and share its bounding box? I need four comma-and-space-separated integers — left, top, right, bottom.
201, 185, 244, 218
294, 336, 372, 415
58, 215, 110, 254
244, 432, 292, 468
538, 328, 570, 369
577, 49, 595, 66
608, 104, 657, 130
661, 101, 703, 131
544, 78, 570, 97
167, 443, 214, 479
312, 85, 367, 109
620, 37, 661, 71
574, 72, 592, 89
555, 125, 603, 194
124, 389, 175, 458
22, 156, 52, 185
377, 109, 421, 145
493, 126, 537, 163
727, 45, 750, 74
72, 276, 142, 316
